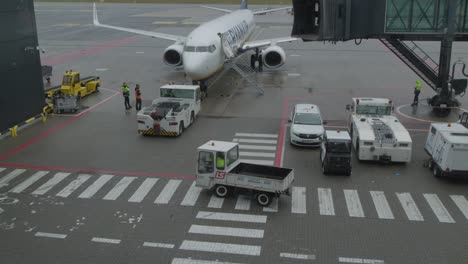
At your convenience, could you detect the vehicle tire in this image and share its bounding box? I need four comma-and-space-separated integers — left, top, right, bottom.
432, 164, 441, 178
256, 192, 273, 207
214, 185, 229, 198
178, 122, 184, 136
250, 54, 256, 69
345, 169, 352, 176
95, 85, 100, 92
190, 112, 195, 125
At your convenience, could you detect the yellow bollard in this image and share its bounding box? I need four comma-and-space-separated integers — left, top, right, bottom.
41, 113, 47, 123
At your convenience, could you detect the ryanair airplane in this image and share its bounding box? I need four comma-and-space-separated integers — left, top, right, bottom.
93, 0, 297, 90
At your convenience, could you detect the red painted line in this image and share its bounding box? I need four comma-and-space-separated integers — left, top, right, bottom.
275, 97, 290, 167
0, 163, 195, 179
42, 36, 139, 66
0, 91, 119, 161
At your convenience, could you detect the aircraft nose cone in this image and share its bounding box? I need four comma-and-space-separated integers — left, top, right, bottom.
183, 54, 207, 81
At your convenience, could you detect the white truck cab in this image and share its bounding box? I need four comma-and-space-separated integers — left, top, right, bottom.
347, 97, 412, 163
289, 104, 325, 146
137, 85, 201, 136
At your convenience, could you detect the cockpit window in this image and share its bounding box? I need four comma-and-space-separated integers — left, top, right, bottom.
184, 46, 196, 52
209, 45, 216, 53
184, 45, 216, 53
196, 46, 208, 52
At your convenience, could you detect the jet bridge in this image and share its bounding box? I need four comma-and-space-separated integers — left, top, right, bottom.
292, 0, 468, 117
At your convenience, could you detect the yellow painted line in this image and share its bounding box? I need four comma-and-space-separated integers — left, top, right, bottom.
25, 117, 36, 124
181, 22, 203, 25
152, 21, 178, 25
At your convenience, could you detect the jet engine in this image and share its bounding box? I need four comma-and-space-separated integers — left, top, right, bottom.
163, 45, 184, 66
262, 46, 286, 69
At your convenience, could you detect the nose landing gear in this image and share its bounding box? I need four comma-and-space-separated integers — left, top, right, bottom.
250, 48, 263, 72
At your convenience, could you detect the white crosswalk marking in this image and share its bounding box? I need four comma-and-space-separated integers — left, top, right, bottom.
103, 176, 136, 200
370, 191, 394, 219
263, 198, 278, 212
179, 240, 261, 256
450, 195, 468, 220
292, 187, 307, 214
235, 195, 251, 210
0, 169, 26, 187
239, 159, 274, 166
235, 133, 278, 138
338, 257, 384, 263
128, 178, 158, 203
239, 144, 276, 151
155, 179, 181, 204
172, 258, 243, 264
344, 190, 365, 218
236, 139, 277, 144
396, 193, 424, 221
196, 211, 267, 223
78, 174, 114, 199
239, 151, 275, 158
207, 195, 224, 208
143, 242, 174, 248
56, 174, 91, 198
31, 172, 70, 195
423, 193, 455, 223
318, 188, 335, 216
181, 181, 202, 206
189, 224, 264, 238
9, 171, 49, 193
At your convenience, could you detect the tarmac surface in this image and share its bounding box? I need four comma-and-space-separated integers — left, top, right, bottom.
1, 2, 468, 264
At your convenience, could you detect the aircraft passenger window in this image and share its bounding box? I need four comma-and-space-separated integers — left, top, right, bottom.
209, 45, 216, 53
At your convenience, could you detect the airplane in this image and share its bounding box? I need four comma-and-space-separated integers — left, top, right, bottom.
93, 0, 297, 94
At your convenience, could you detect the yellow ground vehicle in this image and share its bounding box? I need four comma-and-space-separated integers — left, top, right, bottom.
45, 70, 101, 98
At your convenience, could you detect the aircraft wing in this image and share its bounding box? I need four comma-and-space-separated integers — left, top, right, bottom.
93, 3, 186, 42
253, 7, 292, 15
241, 37, 298, 51
200, 5, 232, 13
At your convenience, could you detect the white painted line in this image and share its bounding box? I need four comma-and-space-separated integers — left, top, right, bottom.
292, 187, 307, 214
143, 242, 174, 248
239, 159, 274, 166
239, 151, 275, 158
91, 237, 121, 244
207, 195, 224, 208
280, 253, 316, 260
423, 193, 455, 223
450, 195, 468, 220
0, 169, 26, 187
78, 174, 114, 199
344, 189, 365, 218
181, 181, 202, 206
263, 197, 278, 212
9, 171, 49, 193
288, 73, 301, 77
396, 193, 424, 221
236, 139, 277, 144
239, 144, 276, 151
35, 232, 67, 239
0, 168, 5, 173
31, 172, 70, 195
56, 174, 91, 198
172, 258, 243, 264
95, 68, 108, 71
155, 179, 181, 204
103, 176, 136, 200
235, 133, 278, 138
232, 138, 239, 142
370, 191, 394, 219
290, 54, 301, 57
235, 195, 251, 210
179, 240, 261, 256
196, 211, 267, 223
338, 257, 384, 263
318, 188, 335, 216
189, 224, 264, 238
135, 51, 145, 54
128, 178, 158, 203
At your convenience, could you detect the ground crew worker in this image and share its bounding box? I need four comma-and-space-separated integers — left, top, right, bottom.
135, 84, 142, 111
122, 82, 131, 109
216, 152, 225, 170
412, 80, 422, 106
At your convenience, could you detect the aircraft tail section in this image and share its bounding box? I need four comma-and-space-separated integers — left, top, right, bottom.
240, 0, 248, 9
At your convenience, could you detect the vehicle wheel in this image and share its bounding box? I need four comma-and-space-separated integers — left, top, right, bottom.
215, 185, 229, 198
432, 164, 441, 177
256, 192, 272, 207
95, 85, 100, 92
190, 112, 195, 125
250, 54, 256, 69
345, 169, 352, 176
178, 122, 184, 136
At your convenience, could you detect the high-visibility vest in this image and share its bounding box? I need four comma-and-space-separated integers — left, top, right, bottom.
216, 157, 225, 169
